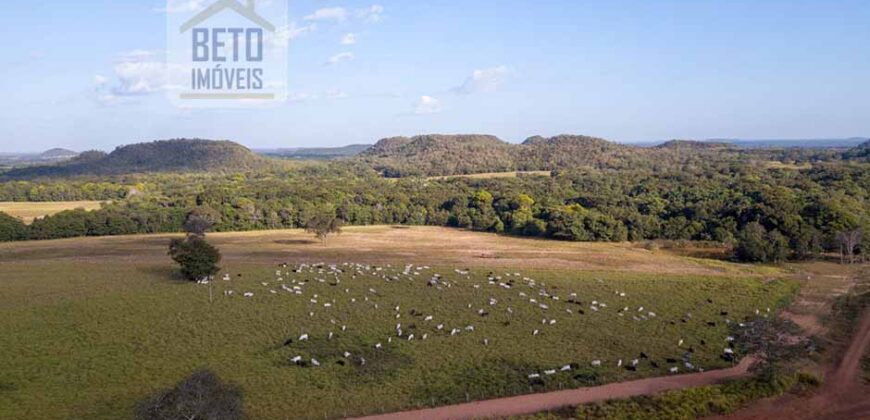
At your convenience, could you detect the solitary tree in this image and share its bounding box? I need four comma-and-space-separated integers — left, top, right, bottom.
305, 208, 343, 243
168, 235, 222, 281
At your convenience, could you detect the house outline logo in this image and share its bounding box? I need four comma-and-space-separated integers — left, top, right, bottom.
167, 0, 288, 106
179, 0, 276, 34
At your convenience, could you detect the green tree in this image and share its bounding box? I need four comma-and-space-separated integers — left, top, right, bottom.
168, 235, 222, 281
305, 207, 343, 243
735, 222, 771, 263
0, 212, 28, 241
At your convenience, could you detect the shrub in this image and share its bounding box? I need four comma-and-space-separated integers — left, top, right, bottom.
135, 369, 244, 420
0, 211, 28, 241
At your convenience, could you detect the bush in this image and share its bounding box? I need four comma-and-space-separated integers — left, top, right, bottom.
0, 211, 28, 241
135, 369, 244, 420
572, 372, 806, 420
168, 235, 222, 281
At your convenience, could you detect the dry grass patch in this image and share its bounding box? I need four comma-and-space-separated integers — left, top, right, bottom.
0, 201, 104, 224
0, 227, 782, 278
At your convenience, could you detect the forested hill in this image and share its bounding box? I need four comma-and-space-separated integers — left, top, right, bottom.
357, 134, 868, 177
360, 134, 515, 176
357, 134, 733, 177
843, 140, 869, 161
2, 139, 273, 179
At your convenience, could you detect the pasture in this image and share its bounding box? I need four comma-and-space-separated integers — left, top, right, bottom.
0, 227, 796, 419
0, 201, 104, 224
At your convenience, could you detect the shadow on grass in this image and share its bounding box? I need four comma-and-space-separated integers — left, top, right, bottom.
274, 239, 318, 246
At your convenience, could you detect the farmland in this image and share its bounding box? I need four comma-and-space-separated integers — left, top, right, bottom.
0, 200, 103, 224
0, 227, 796, 419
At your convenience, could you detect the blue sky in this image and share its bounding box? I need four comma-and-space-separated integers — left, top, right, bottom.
1, 0, 869, 152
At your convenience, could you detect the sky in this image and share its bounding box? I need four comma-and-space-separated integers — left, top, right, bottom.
1, 0, 869, 152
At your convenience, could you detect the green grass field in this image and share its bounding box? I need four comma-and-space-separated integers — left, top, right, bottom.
0, 246, 797, 419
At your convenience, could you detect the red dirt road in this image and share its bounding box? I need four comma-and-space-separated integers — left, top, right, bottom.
350, 357, 756, 420
720, 309, 870, 420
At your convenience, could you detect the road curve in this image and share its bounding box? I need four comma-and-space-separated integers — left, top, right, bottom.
349, 357, 756, 420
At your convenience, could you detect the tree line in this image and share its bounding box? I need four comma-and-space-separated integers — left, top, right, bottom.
0, 159, 866, 263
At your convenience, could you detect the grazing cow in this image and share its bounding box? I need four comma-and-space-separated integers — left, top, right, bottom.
669, 367, 678, 373
291, 356, 302, 364
299, 334, 309, 341
591, 360, 602, 367
283, 338, 293, 346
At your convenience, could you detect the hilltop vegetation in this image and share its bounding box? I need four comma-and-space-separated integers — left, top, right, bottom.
359, 134, 867, 177
2, 139, 272, 179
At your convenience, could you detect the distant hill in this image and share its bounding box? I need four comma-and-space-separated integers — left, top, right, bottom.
705, 138, 868, 149
360, 134, 516, 177
359, 134, 640, 177
3, 139, 271, 179
259, 144, 370, 160
655, 140, 734, 150
356, 133, 870, 177
842, 140, 869, 161
39, 148, 79, 159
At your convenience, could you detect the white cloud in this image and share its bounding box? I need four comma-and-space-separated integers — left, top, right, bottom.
414, 96, 442, 115
356, 5, 384, 23
156, 0, 207, 14
94, 50, 183, 105
340, 33, 358, 45
305, 7, 348, 22
287, 92, 317, 103
325, 89, 348, 99
453, 65, 511, 95
325, 52, 355, 66
268, 22, 317, 49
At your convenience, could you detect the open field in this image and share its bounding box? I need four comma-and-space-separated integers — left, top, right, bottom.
0, 227, 796, 419
427, 171, 553, 181
0, 226, 782, 277
0, 201, 104, 224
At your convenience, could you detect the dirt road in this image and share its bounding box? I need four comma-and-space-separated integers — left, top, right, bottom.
349, 357, 756, 420
721, 309, 870, 420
